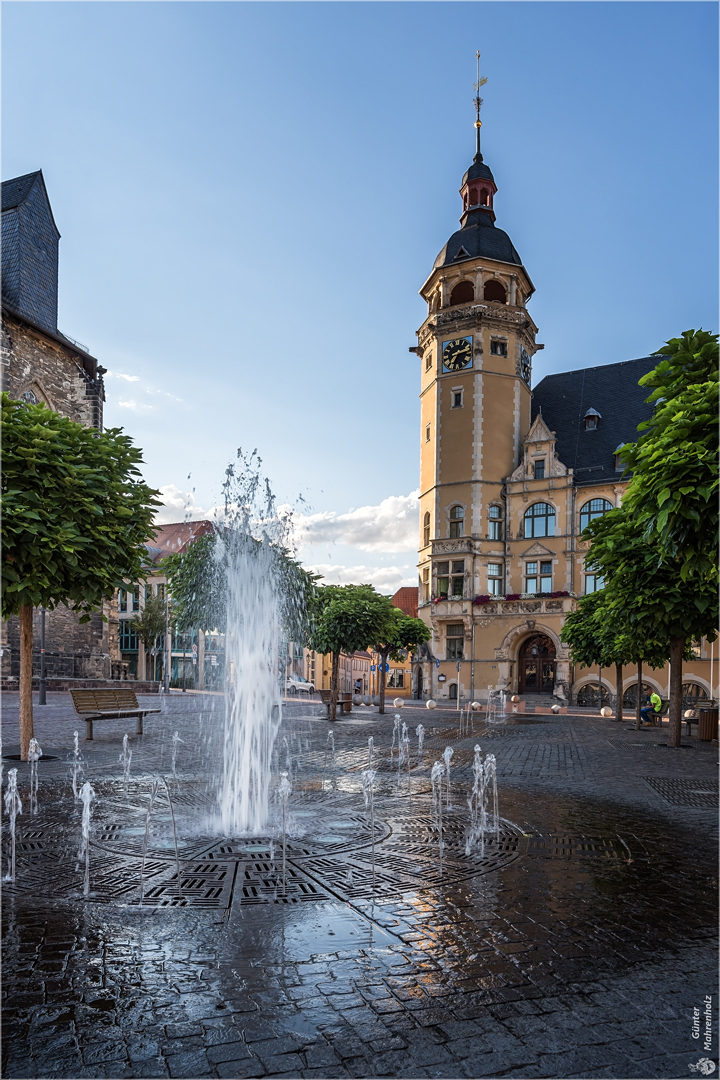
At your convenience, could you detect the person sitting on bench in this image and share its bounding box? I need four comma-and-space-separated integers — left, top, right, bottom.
641, 691, 663, 726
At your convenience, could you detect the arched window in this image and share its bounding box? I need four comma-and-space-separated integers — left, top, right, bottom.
450, 280, 474, 305
682, 682, 710, 709
423, 512, 431, 547
449, 505, 464, 539
524, 502, 556, 539
483, 280, 507, 304
579, 498, 613, 532
469, 188, 478, 205
488, 504, 503, 541
480, 187, 489, 206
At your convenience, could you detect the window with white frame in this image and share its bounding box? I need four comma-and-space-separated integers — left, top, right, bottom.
488, 504, 503, 541
524, 502, 556, 538
451, 389, 463, 409
525, 560, 552, 593
579, 498, 613, 532
449, 505, 464, 538
422, 566, 430, 602
490, 339, 508, 356
584, 570, 604, 594
487, 563, 503, 595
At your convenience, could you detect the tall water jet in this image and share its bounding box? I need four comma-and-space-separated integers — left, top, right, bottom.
119, 734, 132, 793
215, 452, 306, 835
443, 746, 454, 808
71, 731, 84, 801
390, 715, 401, 760
466, 744, 487, 856
278, 771, 292, 894
171, 731, 183, 782
361, 768, 377, 891
28, 738, 42, 815
161, 778, 182, 895
367, 736, 374, 767
485, 752, 499, 835
140, 778, 161, 904
4, 769, 22, 883
415, 724, 425, 764
78, 781, 96, 898
430, 761, 445, 878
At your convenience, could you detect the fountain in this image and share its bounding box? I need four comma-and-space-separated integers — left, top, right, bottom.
215, 453, 306, 836
390, 714, 401, 760
367, 736, 374, 767
71, 731, 84, 801
140, 778, 161, 904
4, 769, 22, 883
278, 771, 292, 894
28, 738, 42, 816
465, 746, 500, 855
430, 761, 445, 878
78, 781, 96, 898
171, 731, 184, 782
119, 734, 132, 793
443, 745, 453, 808
161, 778, 182, 896
361, 768, 377, 891
415, 723, 425, 764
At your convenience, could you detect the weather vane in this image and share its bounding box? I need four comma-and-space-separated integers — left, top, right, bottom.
474, 50, 488, 159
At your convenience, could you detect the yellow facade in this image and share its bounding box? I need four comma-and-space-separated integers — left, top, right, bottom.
414, 147, 717, 709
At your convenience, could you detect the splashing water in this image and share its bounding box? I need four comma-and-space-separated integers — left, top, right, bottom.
367, 736, 374, 767
4, 769, 22, 882
465, 746, 500, 856
71, 731, 84, 801
28, 738, 42, 815
390, 714, 401, 759
216, 452, 305, 835
443, 746, 454, 808
361, 768, 377, 891
119, 734, 132, 793
171, 731, 184, 782
430, 761, 445, 878
415, 724, 425, 763
161, 778, 182, 896
278, 771, 292, 894
140, 778, 161, 904
78, 781, 96, 897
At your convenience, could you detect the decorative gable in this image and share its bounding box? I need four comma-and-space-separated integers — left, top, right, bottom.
521, 541, 555, 558
510, 412, 570, 480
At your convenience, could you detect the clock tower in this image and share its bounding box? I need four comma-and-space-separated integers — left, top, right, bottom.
415, 87, 542, 695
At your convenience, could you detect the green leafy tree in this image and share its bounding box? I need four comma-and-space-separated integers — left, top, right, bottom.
2, 393, 159, 757
372, 614, 431, 714
585, 508, 717, 746
307, 585, 397, 719
619, 329, 718, 586
162, 533, 226, 633
132, 592, 168, 681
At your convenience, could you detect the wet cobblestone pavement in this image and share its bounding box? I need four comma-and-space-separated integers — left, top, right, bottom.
2, 693, 718, 1079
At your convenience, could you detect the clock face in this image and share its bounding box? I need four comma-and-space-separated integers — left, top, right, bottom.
442, 337, 473, 373
521, 348, 531, 385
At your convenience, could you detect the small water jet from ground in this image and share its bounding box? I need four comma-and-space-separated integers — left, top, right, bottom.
443, 746, 453, 808
140, 778, 161, 905
161, 778, 182, 896
465, 746, 500, 856
430, 761, 445, 878
78, 781, 96, 898
390, 715, 401, 760
4, 769, 22, 883
415, 724, 425, 764
278, 771, 292, 894
28, 738, 42, 815
171, 731, 184, 783
71, 731, 84, 801
119, 734, 132, 793
367, 736, 374, 767
361, 768, 377, 892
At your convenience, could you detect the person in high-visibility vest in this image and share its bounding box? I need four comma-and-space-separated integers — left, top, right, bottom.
641, 691, 663, 726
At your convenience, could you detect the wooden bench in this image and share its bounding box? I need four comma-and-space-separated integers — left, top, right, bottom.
319, 690, 353, 716
70, 689, 161, 740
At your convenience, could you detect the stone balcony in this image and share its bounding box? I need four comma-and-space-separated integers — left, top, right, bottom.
430, 538, 477, 556
426, 595, 576, 618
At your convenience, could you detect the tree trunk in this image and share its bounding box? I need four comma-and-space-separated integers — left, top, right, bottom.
667, 636, 684, 748
378, 648, 389, 715
19, 604, 34, 760
328, 651, 340, 721
635, 660, 643, 730
614, 662, 623, 722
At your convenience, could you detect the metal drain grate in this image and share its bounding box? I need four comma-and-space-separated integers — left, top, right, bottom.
524, 836, 628, 859
643, 777, 718, 808
607, 738, 704, 751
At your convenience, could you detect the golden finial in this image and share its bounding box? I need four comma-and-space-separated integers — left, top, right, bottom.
474, 50, 488, 159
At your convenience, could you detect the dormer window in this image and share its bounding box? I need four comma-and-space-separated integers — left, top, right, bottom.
584, 408, 601, 430
533, 459, 546, 480
614, 445, 625, 471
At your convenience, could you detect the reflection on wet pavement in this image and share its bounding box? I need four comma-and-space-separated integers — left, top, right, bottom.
1, 693, 717, 1078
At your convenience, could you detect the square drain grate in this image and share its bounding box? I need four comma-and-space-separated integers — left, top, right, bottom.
643, 777, 718, 808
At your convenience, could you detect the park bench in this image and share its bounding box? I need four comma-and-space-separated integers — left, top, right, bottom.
70, 688, 161, 741
319, 690, 353, 716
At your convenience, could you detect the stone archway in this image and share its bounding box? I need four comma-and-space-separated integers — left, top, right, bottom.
518, 634, 556, 694
495, 622, 568, 698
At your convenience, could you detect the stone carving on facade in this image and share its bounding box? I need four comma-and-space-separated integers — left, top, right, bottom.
521, 602, 542, 613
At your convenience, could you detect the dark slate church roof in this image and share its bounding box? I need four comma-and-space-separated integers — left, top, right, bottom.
531, 355, 661, 485
435, 213, 522, 269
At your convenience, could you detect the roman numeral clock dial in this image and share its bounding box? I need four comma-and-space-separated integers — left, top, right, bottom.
442, 337, 473, 373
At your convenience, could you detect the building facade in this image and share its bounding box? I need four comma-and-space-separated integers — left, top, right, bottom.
1, 170, 112, 682
414, 140, 716, 708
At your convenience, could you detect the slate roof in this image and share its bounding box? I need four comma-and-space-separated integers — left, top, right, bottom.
1, 171, 42, 211
461, 157, 495, 186
435, 212, 522, 269
531, 355, 661, 485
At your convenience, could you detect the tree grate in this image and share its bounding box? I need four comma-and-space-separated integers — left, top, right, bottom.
643, 777, 718, 808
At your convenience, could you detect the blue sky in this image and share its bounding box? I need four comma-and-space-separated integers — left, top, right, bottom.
3, 2, 718, 591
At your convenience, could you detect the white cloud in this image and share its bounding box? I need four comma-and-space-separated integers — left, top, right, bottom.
118, 399, 153, 412
305, 562, 416, 594
154, 484, 208, 524
106, 372, 140, 382
295, 490, 419, 552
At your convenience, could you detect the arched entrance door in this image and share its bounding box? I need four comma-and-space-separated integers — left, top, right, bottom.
519, 634, 556, 694
416, 666, 423, 699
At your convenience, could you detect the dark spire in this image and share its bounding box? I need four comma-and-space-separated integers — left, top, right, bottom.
474, 50, 487, 161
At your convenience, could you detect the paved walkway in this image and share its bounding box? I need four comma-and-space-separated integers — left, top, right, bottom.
1, 693, 717, 1079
